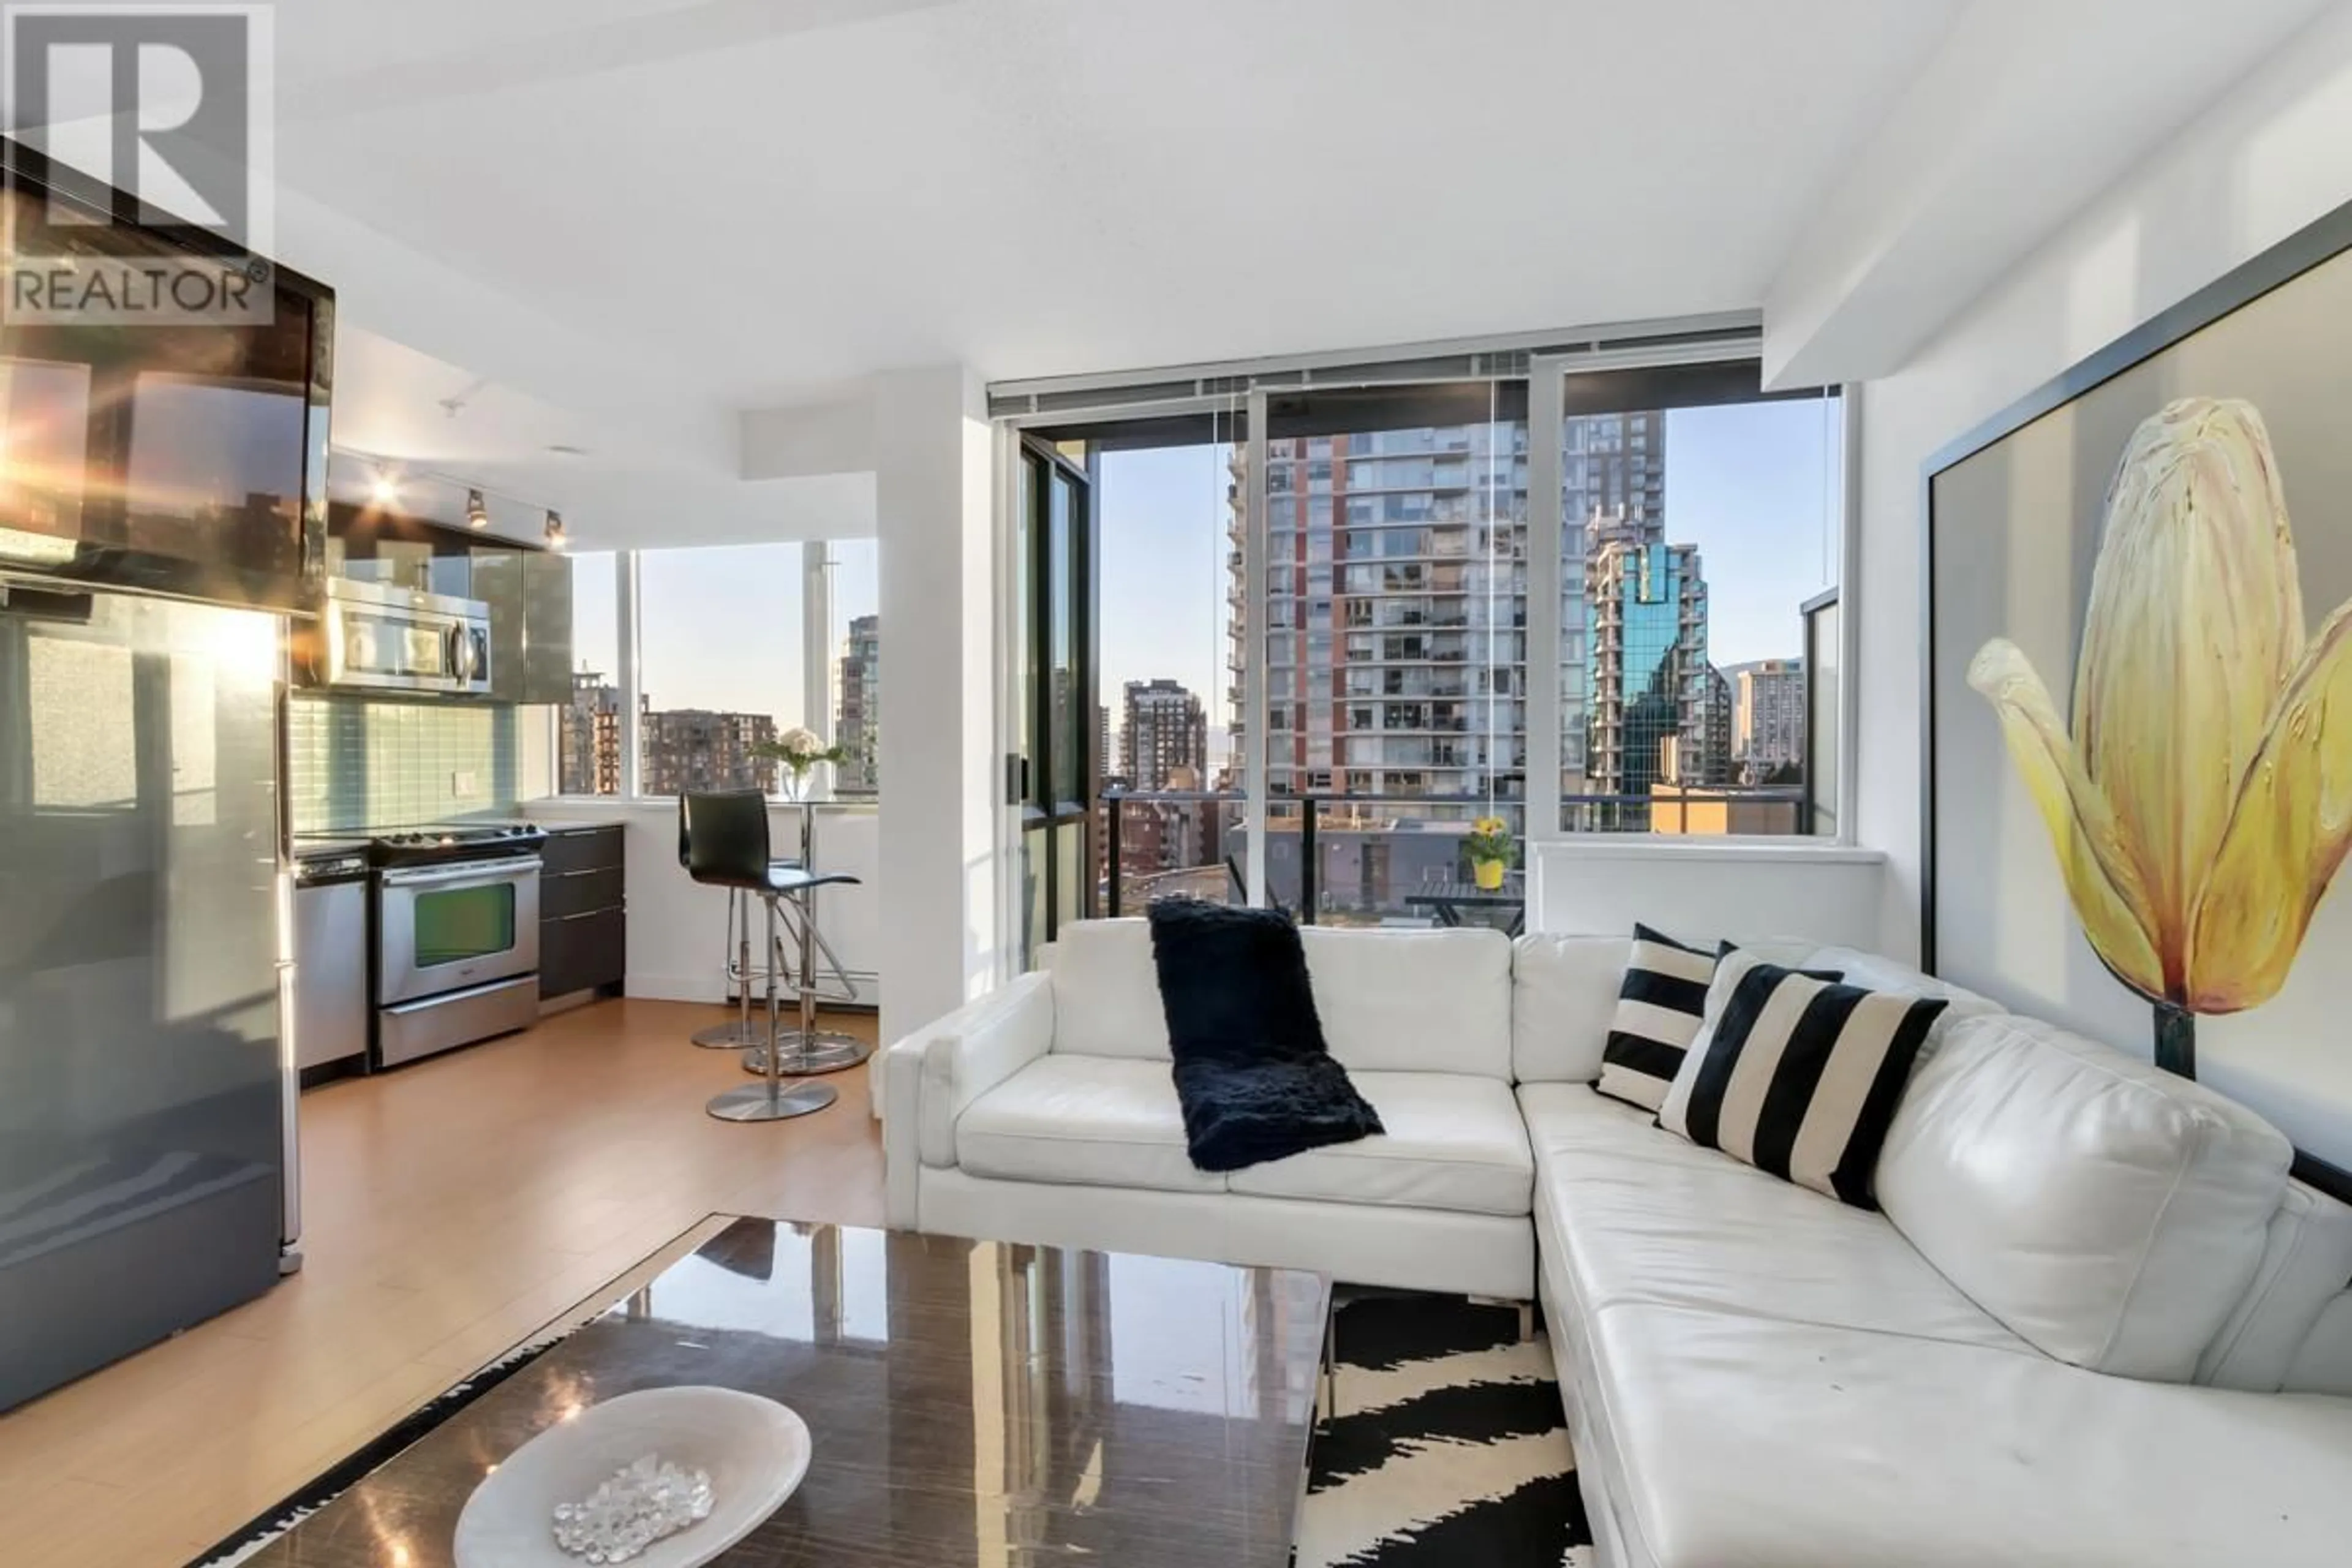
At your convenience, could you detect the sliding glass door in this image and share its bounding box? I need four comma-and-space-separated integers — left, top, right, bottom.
1016, 436, 1097, 960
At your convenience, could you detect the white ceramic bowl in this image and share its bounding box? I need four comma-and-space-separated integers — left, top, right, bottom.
453, 1386, 811, 1568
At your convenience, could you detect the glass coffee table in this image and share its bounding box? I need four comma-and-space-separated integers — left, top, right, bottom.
231, 1219, 1330, 1567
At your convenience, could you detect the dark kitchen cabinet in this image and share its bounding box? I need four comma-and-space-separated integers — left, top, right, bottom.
540, 824, 625, 999
471, 546, 526, 703
472, 546, 573, 705
520, 549, 574, 704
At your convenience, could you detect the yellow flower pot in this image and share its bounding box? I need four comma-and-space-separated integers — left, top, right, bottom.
1472, 858, 1507, 892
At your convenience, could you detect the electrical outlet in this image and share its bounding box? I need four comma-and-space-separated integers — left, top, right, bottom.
452, 769, 480, 797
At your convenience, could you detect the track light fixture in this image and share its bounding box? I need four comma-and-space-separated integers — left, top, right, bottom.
466, 488, 489, 530
544, 510, 567, 551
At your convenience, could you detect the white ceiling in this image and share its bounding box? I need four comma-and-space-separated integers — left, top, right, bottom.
164, 1, 2348, 545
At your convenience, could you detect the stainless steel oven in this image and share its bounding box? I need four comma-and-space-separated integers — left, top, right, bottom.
317, 578, 492, 696
374, 853, 540, 1066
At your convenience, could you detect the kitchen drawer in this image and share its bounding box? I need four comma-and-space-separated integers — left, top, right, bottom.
540, 824, 624, 876
542, 864, 624, 920
541, 906, 625, 998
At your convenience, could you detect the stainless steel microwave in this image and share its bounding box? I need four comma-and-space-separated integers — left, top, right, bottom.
315, 578, 492, 695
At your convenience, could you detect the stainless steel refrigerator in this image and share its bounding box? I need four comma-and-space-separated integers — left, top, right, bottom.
0, 584, 289, 1412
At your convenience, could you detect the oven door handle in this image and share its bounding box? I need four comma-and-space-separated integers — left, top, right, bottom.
380, 856, 543, 889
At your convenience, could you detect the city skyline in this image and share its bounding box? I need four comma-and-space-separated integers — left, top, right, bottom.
561, 595, 881, 797
1096, 396, 1841, 761
567, 541, 880, 726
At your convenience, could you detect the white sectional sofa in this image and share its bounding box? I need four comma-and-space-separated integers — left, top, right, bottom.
881, 918, 2352, 1567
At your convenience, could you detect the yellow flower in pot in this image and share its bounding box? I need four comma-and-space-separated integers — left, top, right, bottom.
1466, 816, 1516, 892
1967, 396, 2352, 1074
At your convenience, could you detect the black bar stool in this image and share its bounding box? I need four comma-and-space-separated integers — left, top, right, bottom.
682, 791, 860, 1123
678, 794, 802, 1050
735, 803, 872, 1078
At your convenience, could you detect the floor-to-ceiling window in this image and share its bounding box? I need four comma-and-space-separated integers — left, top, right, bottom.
1000, 337, 1849, 933
1085, 417, 1245, 914
1556, 372, 1843, 835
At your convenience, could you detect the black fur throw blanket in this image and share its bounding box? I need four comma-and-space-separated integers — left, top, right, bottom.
1145, 900, 1384, 1172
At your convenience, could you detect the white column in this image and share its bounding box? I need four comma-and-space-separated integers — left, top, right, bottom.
876, 366, 998, 1041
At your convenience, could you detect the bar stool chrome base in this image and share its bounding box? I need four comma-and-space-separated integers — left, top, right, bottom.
706, 1080, 839, 1122
740, 1033, 873, 1076
692, 1016, 771, 1049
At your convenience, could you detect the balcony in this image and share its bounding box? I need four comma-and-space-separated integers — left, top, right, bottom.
1096, 777, 1811, 928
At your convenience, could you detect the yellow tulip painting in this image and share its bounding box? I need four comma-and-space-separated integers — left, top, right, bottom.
1968, 397, 2352, 1071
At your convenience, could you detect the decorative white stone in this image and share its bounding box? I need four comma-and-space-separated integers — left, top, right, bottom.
550, 1453, 715, 1563
454, 1388, 811, 1568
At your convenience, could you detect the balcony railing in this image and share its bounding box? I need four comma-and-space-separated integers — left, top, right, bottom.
1098, 785, 1812, 926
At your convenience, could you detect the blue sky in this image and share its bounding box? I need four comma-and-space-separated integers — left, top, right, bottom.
569, 540, 879, 723
1097, 397, 1842, 720
573, 398, 1837, 733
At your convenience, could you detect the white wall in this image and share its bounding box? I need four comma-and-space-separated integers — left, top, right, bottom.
1856, 5, 2352, 965
522, 799, 883, 1006
1529, 841, 1887, 949
874, 366, 1003, 1046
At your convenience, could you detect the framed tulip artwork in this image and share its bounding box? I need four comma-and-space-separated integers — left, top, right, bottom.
1925, 197, 2352, 1198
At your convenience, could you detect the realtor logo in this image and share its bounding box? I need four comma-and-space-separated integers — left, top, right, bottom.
1, 4, 275, 324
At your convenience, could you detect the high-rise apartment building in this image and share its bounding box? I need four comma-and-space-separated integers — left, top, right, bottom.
1584, 507, 1722, 808
835, 613, 880, 796
563, 670, 625, 795
1120, 678, 1207, 791
1726, 657, 1806, 780
641, 707, 776, 796
1705, 665, 1736, 785
1229, 409, 1673, 819
1560, 412, 1667, 793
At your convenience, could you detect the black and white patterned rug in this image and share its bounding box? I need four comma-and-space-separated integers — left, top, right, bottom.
191, 1292, 1591, 1567
1300, 1294, 1594, 1568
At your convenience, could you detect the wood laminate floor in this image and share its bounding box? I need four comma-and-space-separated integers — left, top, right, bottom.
0, 1000, 886, 1568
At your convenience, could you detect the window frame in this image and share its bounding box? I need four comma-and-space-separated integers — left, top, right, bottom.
550, 538, 873, 804
991, 342, 1860, 858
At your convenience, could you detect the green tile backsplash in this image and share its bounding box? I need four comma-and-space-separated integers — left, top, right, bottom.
288, 695, 521, 832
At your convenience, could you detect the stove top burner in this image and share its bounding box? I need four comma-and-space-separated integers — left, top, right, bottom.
364, 821, 548, 868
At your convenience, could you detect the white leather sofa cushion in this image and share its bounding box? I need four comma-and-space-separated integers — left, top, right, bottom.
1877, 1013, 2292, 1381
1581, 1299, 2352, 1568
1510, 935, 1628, 1083
2286, 1294, 2352, 1396
1228, 1071, 1534, 1217
1520, 1084, 2030, 1351
1300, 926, 1513, 1077
1795, 945, 2005, 1054
1509, 933, 1820, 1084
1044, 919, 1172, 1060
910, 970, 1056, 1168
956, 1055, 1223, 1194
2196, 1178, 2352, 1392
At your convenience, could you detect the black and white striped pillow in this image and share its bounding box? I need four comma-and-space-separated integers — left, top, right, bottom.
1658, 956, 1948, 1209
1593, 924, 1719, 1111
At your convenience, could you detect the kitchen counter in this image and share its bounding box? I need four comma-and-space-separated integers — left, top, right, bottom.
519, 797, 881, 1006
